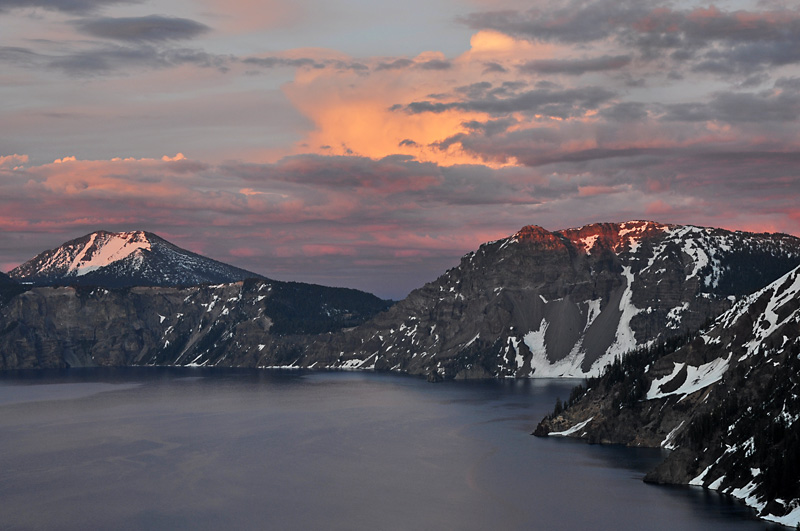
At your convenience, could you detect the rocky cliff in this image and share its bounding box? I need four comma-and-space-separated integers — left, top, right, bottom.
296, 221, 800, 380
534, 264, 800, 527
0, 279, 391, 370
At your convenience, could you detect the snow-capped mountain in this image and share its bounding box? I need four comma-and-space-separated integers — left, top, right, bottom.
535, 262, 800, 527
298, 221, 800, 379
9, 230, 264, 288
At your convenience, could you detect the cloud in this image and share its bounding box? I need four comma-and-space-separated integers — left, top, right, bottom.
0, 154, 28, 169
243, 56, 324, 69
0, 154, 538, 296
416, 58, 452, 70
598, 101, 649, 122
40, 43, 233, 75
75, 15, 211, 42
394, 85, 616, 118
0, 46, 40, 65
375, 58, 413, 71
664, 86, 800, 123
460, 1, 651, 44
0, 0, 136, 14
2, 147, 799, 299
463, 2, 800, 78
482, 61, 506, 73
519, 54, 632, 75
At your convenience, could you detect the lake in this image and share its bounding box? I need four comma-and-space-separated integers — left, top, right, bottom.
0, 368, 780, 530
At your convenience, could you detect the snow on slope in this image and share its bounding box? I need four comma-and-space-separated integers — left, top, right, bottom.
646, 355, 731, 401
10, 230, 263, 287
651, 264, 800, 525
642, 264, 800, 402
68, 232, 151, 276
705, 262, 800, 358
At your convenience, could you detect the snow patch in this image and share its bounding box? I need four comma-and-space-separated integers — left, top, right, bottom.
647, 355, 731, 400
464, 333, 480, 348
607, 266, 642, 358
549, 417, 594, 437
523, 319, 548, 356
661, 420, 685, 450
666, 302, 689, 330
578, 234, 599, 253
524, 319, 587, 377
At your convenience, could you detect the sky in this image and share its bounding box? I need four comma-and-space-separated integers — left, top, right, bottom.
1, 0, 800, 299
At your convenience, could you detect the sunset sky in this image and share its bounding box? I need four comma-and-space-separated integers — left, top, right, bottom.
2, 0, 800, 298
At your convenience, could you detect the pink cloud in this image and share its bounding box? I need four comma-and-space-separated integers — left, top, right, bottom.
645, 200, 674, 216
578, 185, 622, 197
228, 247, 261, 258
301, 245, 357, 257
3, 137, 800, 300
0, 154, 28, 170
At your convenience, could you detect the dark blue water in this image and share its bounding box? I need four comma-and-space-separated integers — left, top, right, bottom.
0, 368, 780, 530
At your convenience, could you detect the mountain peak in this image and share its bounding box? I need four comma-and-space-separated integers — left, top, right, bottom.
9, 230, 264, 288
513, 225, 563, 246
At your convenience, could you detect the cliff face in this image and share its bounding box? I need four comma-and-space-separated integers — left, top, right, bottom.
296, 221, 800, 380
0, 279, 391, 370
534, 264, 800, 527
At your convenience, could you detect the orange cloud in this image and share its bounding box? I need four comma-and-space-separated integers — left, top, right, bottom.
280, 31, 559, 167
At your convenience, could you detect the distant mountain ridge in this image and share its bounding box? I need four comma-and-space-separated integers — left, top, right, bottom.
9, 230, 264, 288
296, 221, 800, 379
3, 221, 800, 381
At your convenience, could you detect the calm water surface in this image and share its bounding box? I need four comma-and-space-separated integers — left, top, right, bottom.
0, 368, 781, 530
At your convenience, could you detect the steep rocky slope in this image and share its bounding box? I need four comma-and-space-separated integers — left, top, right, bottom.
0, 279, 391, 370
9, 230, 263, 288
297, 221, 800, 380
534, 264, 800, 527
